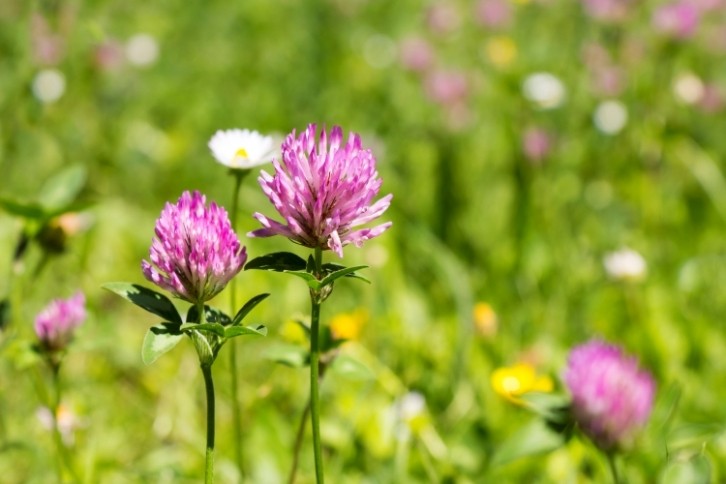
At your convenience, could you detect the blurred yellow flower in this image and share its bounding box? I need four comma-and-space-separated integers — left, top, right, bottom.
491, 363, 554, 403
473, 302, 498, 338
330, 309, 368, 341
485, 36, 517, 68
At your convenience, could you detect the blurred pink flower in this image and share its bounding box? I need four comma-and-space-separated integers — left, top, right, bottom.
35, 292, 86, 352
475, 0, 512, 29
250, 125, 392, 258
426, 3, 461, 35
424, 70, 469, 106
522, 128, 552, 163
653, 2, 700, 39
31, 14, 65, 65
582, 0, 632, 22
591, 65, 626, 97
399, 37, 434, 72
564, 340, 655, 451
698, 84, 724, 113
93, 41, 125, 72
142, 191, 246, 303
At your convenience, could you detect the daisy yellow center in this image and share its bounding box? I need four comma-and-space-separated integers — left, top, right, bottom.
234, 147, 249, 159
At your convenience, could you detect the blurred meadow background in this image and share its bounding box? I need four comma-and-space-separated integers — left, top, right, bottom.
1, 0, 726, 482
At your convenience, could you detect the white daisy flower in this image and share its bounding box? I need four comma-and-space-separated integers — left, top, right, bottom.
208, 129, 277, 170
604, 248, 647, 281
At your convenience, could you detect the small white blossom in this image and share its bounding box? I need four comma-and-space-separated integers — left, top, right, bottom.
126, 34, 159, 67
32, 69, 66, 103
604, 248, 647, 281
522, 72, 566, 109
208, 129, 277, 170
594, 100, 628, 135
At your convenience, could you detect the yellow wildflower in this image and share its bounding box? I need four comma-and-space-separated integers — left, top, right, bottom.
279, 320, 308, 345
473, 302, 498, 338
330, 309, 368, 341
485, 36, 517, 69
491, 363, 554, 403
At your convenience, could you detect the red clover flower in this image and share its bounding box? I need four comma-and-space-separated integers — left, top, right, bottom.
35, 292, 86, 352
142, 190, 246, 304
564, 340, 656, 451
249, 124, 392, 257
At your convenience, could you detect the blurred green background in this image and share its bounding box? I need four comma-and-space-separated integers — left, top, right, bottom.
1, 0, 725, 482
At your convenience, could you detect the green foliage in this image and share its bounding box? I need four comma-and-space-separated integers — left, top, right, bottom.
1, 0, 726, 481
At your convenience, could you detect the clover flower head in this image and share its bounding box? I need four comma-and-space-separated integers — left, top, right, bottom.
208, 129, 277, 170
249, 124, 392, 258
34, 292, 86, 352
142, 191, 246, 304
564, 340, 656, 451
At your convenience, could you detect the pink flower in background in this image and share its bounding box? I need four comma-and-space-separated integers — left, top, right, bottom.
399, 37, 434, 72
582, 0, 632, 22
142, 191, 246, 303
30, 14, 66, 66
424, 70, 469, 106
522, 128, 552, 163
591, 65, 626, 97
93, 40, 125, 72
698, 84, 724, 113
250, 124, 392, 258
35, 292, 86, 352
426, 3, 461, 35
475, 0, 513, 29
564, 340, 656, 451
653, 2, 700, 39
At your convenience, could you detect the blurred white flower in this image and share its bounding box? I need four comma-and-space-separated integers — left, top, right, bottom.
593, 100, 628, 135
208, 129, 277, 170
32, 69, 66, 103
522, 72, 566, 109
673, 72, 704, 104
126, 33, 159, 67
36, 404, 81, 445
604, 248, 647, 281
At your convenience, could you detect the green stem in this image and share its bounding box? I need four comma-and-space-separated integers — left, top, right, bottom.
228, 170, 246, 477
49, 361, 78, 483
202, 364, 216, 484
607, 453, 620, 484
196, 301, 215, 484
287, 398, 311, 484
309, 246, 325, 484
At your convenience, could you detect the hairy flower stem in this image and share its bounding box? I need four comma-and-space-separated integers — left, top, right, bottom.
309, 246, 325, 484
287, 398, 311, 484
228, 170, 248, 477
197, 302, 216, 484
202, 363, 216, 484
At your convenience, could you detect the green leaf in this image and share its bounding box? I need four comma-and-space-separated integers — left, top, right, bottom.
491, 419, 567, 466
0, 298, 10, 331
245, 252, 307, 272
661, 453, 711, 484
103, 283, 182, 325
225, 324, 267, 339
520, 393, 572, 425
320, 265, 369, 287
0, 197, 47, 220
264, 344, 309, 368
38, 164, 87, 211
322, 263, 371, 283
231, 293, 270, 326
142, 324, 184, 365
186, 305, 232, 326
180, 322, 225, 337
330, 354, 374, 380
287, 271, 321, 290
